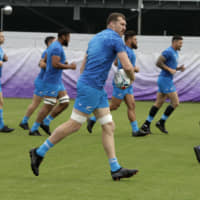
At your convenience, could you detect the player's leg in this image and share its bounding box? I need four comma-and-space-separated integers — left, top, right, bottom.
194, 146, 200, 163
87, 83, 123, 134
87, 96, 122, 133
29, 81, 93, 175
0, 92, 14, 132
29, 96, 56, 136
94, 106, 138, 181
124, 94, 146, 137
30, 108, 87, 176
41, 90, 69, 135
140, 92, 167, 134
20, 94, 43, 130
156, 91, 179, 134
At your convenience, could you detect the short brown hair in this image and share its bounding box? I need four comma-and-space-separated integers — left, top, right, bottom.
172, 35, 183, 42
106, 12, 126, 25
125, 30, 136, 41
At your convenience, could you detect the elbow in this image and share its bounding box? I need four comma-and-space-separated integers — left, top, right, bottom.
156, 61, 160, 67
156, 62, 161, 68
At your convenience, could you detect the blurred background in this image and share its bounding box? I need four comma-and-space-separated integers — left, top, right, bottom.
0, 0, 200, 35
0, 0, 200, 101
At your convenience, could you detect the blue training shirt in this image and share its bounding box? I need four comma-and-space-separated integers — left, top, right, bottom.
36, 49, 47, 81
43, 41, 66, 85
117, 45, 136, 70
79, 28, 126, 90
0, 46, 4, 77
159, 46, 179, 79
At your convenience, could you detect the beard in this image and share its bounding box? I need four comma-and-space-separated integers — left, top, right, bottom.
63, 40, 68, 47
131, 43, 138, 49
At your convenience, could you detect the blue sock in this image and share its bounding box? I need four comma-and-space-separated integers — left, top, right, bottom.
161, 114, 168, 121
109, 157, 121, 172
43, 115, 54, 126
131, 120, 139, 132
36, 139, 54, 157
147, 115, 154, 123
31, 122, 40, 132
0, 109, 4, 129
90, 116, 96, 122
22, 116, 29, 124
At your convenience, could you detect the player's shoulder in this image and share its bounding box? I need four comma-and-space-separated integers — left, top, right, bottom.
162, 46, 173, 56
101, 29, 121, 41
49, 41, 62, 52
164, 46, 173, 53
126, 46, 133, 54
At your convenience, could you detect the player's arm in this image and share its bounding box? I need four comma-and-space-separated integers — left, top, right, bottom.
156, 55, 176, 75
39, 53, 47, 68
39, 58, 46, 68
52, 55, 76, 70
117, 51, 135, 81
0, 53, 4, 66
80, 54, 87, 74
134, 66, 139, 73
3, 54, 8, 62
113, 58, 118, 67
176, 64, 185, 72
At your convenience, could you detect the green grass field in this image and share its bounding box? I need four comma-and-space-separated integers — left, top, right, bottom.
0, 98, 199, 200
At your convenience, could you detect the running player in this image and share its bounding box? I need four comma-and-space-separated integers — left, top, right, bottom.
19, 36, 55, 130
29, 29, 76, 136
87, 30, 146, 137
0, 32, 14, 133
140, 35, 185, 134
29, 13, 138, 181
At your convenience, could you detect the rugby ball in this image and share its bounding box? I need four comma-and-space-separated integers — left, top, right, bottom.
114, 69, 131, 89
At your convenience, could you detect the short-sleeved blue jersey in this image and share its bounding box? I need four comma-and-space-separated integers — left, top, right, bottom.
79, 28, 126, 90
159, 46, 179, 79
36, 49, 47, 81
43, 41, 66, 85
117, 45, 136, 69
0, 47, 4, 77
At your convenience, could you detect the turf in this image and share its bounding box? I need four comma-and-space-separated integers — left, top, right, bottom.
0, 98, 199, 200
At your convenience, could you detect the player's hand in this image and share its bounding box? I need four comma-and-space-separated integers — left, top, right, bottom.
0, 61, 3, 67
69, 62, 76, 70
169, 68, 176, 75
178, 65, 185, 72
134, 66, 140, 73
3, 54, 8, 62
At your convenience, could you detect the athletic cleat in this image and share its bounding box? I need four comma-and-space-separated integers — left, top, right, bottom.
111, 167, 138, 181
0, 125, 14, 133
29, 130, 42, 136
87, 119, 96, 133
29, 148, 44, 176
140, 123, 151, 134
19, 122, 29, 130
40, 122, 51, 135
156, 121, 168, 134
132, 130, 148, 137
194, 146, 200, 163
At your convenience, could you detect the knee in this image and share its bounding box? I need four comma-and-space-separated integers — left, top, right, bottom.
110, 103, 120, 111
102, 121, 115, 135
172, 101, 179, 108
154, 101, 163, 108
60, 102, 69, 109
59, 95, 70, 107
